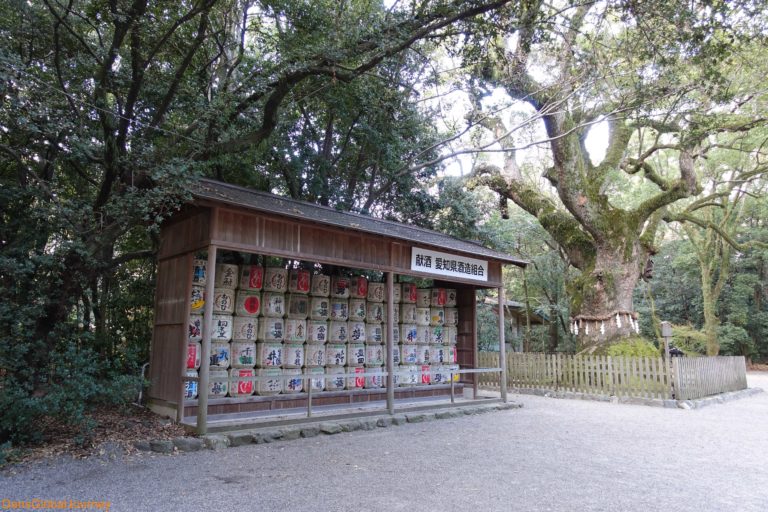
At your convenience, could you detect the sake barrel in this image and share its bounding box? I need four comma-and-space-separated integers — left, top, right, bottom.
284, 319, 307, 343
348, 321, 367, 343
209, 370, 229, 398
283, 343, 305, 368
401, 283, 418, 303
366, 324, 384, 344
283, 368, 304, 393
392, 306, 399, 324
288, 269, 311, 294
398, 365, 419, 387
255, 368, 282, 396
311, 274, 330, 297
399, 344, 418, 365
309, 297, 330, 321
347, 343, 366, 367
416, 344, 430, 365
391, 346, 401, 365
305, 343, 326, 367
190, 286, 205, 313
430, 288, 447, 307
431, 365, 449, 385
239, 265, 264, 291
366, 302, 385, 323
365, 366, 384, 389
305, 367, 325, 392
330, 276, 350, 298
430, 308, 445, 326
428, 325, 444, 345
191, 258, 207, 286
255, 342, 283, 368
432, 345, 448, 364
348, 299, 367, 322
232, 316, 258, 342
448, 363, 460, 382
215, 263, 239, 289
365, 344, 384, 367
186, 341, 201, 370
346, 366, 365, 390
184, 370, 198, 399
392, 283, 402, 303
210, 342, 231, 369
287, 294, 309, 319
367, 282, 385, 303
392, 325, 400, 344
444, 308, 459, 326
325, 367, 346, 391
420, 364, 432, 385
228, 368, 255, 397
211, 314, 233, 341
350, 276, 368, 299
231, 341, 256, 368
330, 299, 349, 321
416, 289, 431, 307
264, 267, 288, 292
401, 324, 418, 345
444, 326, 458, 346
446, 289, 458, 307
213, 288, 235, 314
259, 317, 284, 342
188, 314, 203, 341
326, 344, 347, 366
307, 320, 328, 344
443, 345, 457, 364
262, 292, 286, 318
415, 307, 431, 326
415, 326, 430, 345
329, 321, 348, 343
400, 304, 417, 323
235, 291, 261, 317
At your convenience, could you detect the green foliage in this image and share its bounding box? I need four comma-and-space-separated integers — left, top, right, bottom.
603, 337, 660, 358
669, 325, 708, 355
717, 324, 757, 358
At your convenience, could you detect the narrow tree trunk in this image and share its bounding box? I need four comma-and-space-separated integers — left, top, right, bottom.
700, 268, 720, 356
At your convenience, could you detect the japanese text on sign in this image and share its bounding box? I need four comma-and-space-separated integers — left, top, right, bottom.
410, 247, 488, 282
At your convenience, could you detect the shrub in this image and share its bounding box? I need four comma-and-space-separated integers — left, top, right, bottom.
604, 336, 660, 357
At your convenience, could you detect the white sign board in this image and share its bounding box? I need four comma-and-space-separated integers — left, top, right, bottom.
410, 247, 488, 282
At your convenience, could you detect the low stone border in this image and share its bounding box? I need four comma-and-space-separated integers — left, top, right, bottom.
512, 387, 764, 409
135, 402, 522, 454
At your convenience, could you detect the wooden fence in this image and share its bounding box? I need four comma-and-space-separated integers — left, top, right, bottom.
478, 352, 747, 401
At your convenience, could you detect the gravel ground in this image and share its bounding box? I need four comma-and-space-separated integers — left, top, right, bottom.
2, 373, 767, 512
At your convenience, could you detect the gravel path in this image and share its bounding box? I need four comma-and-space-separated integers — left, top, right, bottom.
2, 373, 767, 512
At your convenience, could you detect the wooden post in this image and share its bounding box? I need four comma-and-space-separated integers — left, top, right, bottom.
197, 245, 217, 436
498, 285, 508, 402
386, 272, 395, 414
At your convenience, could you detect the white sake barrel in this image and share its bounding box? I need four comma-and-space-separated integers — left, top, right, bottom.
283, 343, 305, 368
233, 317, 258, 342
365, 366, 384, 389
255, 342, 283, 368
235, 291, 261, 317
398, 365, 419, 387
209, 370, 229, 398
184, 369, 198, 399
414, 344, 428, 365
255, 368, 282, 395
444, 308, 459, 326
288, 269, 311, 294
430, 288, 447, 307
348, 321, 367, 343
428, 325, 444, 345
211, 314, 233, 341
401, 324, 418, 345
188, 314, 203, 341
365, 344, 384, 367
420, 344, 433, 365
210, 342, 231, 369
432, 345, 448, 364
330, 299, 349, 321
401, 283, 417, 303
283, 368, 304, 393
367, 282, 385, 302
347, 343, 366, 366
399, 344, 418, 365
415, 307, 430, 326
264, 267, 288, 292
307, 320, 328, 344
367, 302, 385, 323
366, 324, 384, 344
259, 317, 284, 342
231, 341, 256, 368
215, 263, 239, 289
392, 283, 402, 303
392, 346, 401, 365
444, 326, 458, 346
284, 319, 307, 343
287, 294, 309, 319
416, 289, 431, 307
186, 341, 201, 370
262, 292, 286, 318
326, 344, 347, 366
212, 288, 235, 314
431, 365, 449, 385
331, 276, 351, 298
305, 367, 325, 391
446, 289, 457, 307
415, 326, 430, 345
392, 325, 400, 344
190, 286, 205, 313
191, 258, 207, 286
430, 308, 445, 326
229, 368, 255, 397
329, 321, 348, 343
350, 276, 368, 299
309, 297, 330, 320
346, 366, 365, 390
392, 306, 399, 324
400, 304, 416, 323
239, 265, 264, 291
305, 344, 326, 367
325, 367, 346, 390
311, 274, 330, 297
348, 299, 367, 321
448, 363, 460, 382
447, 345, 457, 364
419, 364, 432, 385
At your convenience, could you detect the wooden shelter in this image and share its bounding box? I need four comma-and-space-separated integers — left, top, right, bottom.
148, 179, 526, 433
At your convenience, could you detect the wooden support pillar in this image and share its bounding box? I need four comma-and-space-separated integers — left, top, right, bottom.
197, 245, 217, 435
498, 284, 508, 403
386, 272, 395, 414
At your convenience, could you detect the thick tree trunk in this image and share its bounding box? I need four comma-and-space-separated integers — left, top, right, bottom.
700, 269, 720, 356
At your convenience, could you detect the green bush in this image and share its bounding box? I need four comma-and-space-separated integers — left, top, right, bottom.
604, 336, 660, 357
670, 324, 707, 355
718, 323, 756, 357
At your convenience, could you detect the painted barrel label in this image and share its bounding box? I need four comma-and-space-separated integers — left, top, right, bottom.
233, 317, 258, 342
262, 292, 286, 317
310, 297, 330, 320
209, 371, 229, 398
330, 276, 350, 298
416, 289, 431, 307
366, 324, 384, 344
326, 344, 347, 366
365, 368, 384, 388
446, 289, 457, 307
400, 304, 416, 323
367, 302, 385, 323
429, 325, 444, 345
350, 276, 368, 299
415, 307, 431, 326
288, 269, 311, 294
283, 369, 303, 393
191, 259, 207, 286
329, 321, 348, 343
188, 315, 203, 341
420, 365, 431, 385
259, 318, 284, 341
326, 368, 346, 390
210, 342, 231, 368
311, 274, 330, 297
347, 366, 365, 389
283, 344, 305, 368
431, 288, 447, 307
349, 299, 367, 321
264, 267, 288, 292
231, 341, 256, 368
401, 283, 418, 303
235, 291, 261, 317
184, 370, 198, 399
256, 369, 282, 395
190, 286, 205, 312
416, 326, 430, 345
348, 321, 366, 343
287, 294, 309, 319
215, 264, 239, 288
392, 283, 402, 303
400, 344, 418, 364
365, 344, 384, 366
348, 343, 366, 366
444, 308, 459, 326
284, 319, 307, 343
401, 324, 418, 345
213, 288, 235, 314
330, 300, 349, 321
444, 326, 458, 346
307, 320, 328, 343
211, 315, 233, 341
186, 342, 201, 369
430, 308, 445, 326
239, 265, 264, 290
306, 367, 325, 391
229, 368, 255, 396
256, 343, 283, 367
305, 344, 326, 367
367, 282, 385, 302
